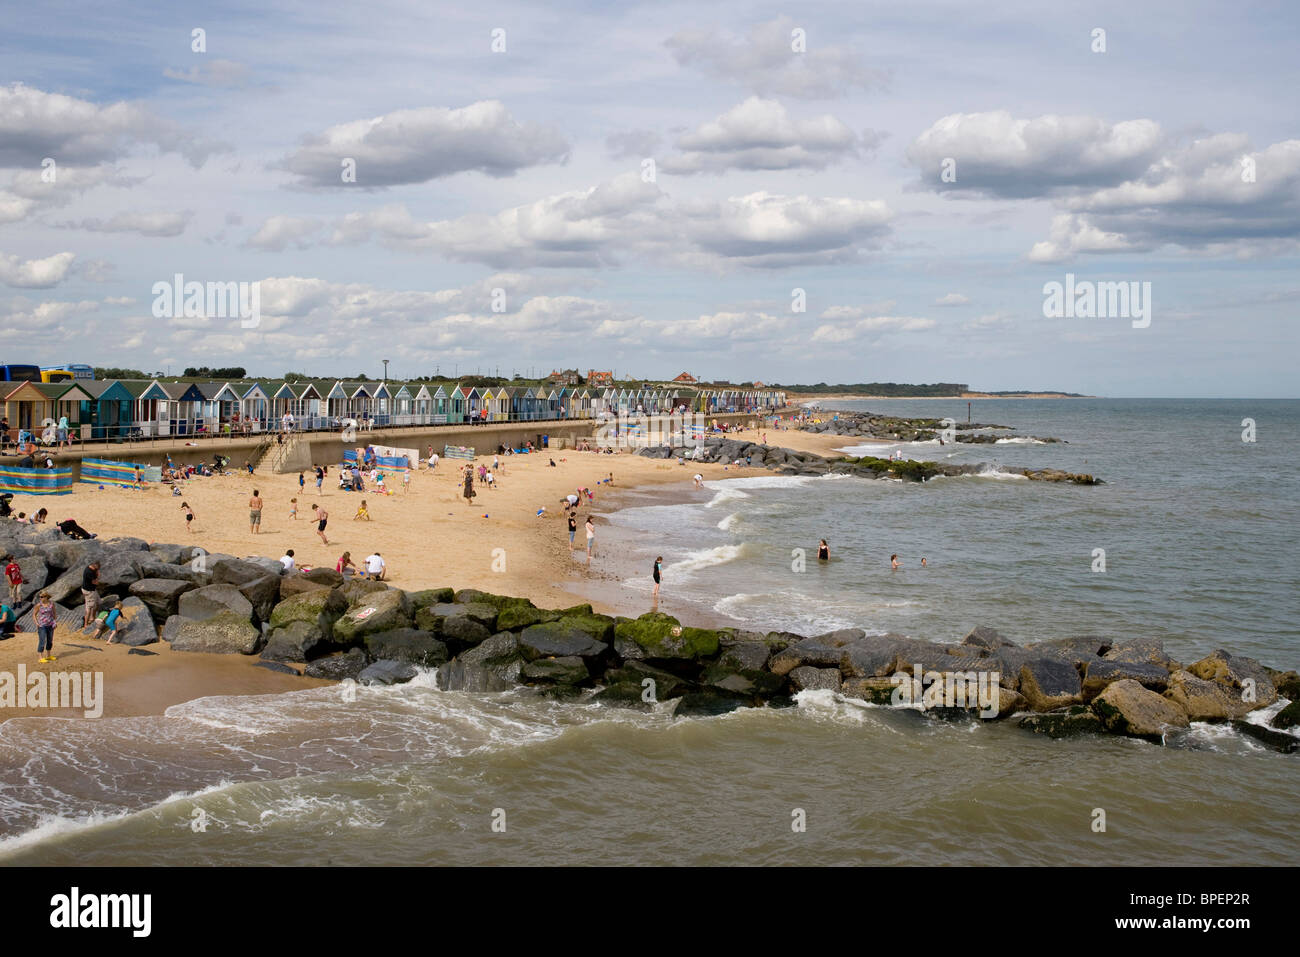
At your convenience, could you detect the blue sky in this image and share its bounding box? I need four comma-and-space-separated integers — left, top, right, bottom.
1, 0, 1296, 395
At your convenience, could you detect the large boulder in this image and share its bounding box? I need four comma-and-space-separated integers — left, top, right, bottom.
260, 621, 328, 663
1230, 719, 1300, 754
268, 587, 348, 639
94, 551, 144, 590
495, 599, 561, 631
359, 660, 418, 686
517, 621, 608, 660
699, 662, 784, 697
1018, 658, 1083, 711
961, 625, 1018, 651
1103, 637, 1175, 670
116, 596, 159, 646
1018, 705, 1107, 738
304, 648, 367, 681
1081, 659, 1170, 701
717, 639, 771, 672
839, 634, 913, 678
1271, 700, 1300, 731
167, 610, 262, 655
604, 661, 690, 700
364, 628, 449, 667
1187, 650, 1277, 710
138, 561, 211, 586
147, 543, 186, 565
415, 601, 497, 633
46, 560, 97, 605
789, 666, 842, 693
127, 578, 196, 620
301, 566, 345, 588
279, 574, 331, 599
770, 634, 857, 675
338, 578, 389, 604
436, 634, 525, 691
1162, 670, 1255, 721
178, 584, 254, 624
237, 574, 281, 624
613, 613, 721, 660
211, 557, 270, 587
39, 539, 102, 572
521, 656, 589, 684
841, 676, 901, 705
13, 554, 49, 603
1092, 679, 1190, 742
407, 587, 455, 609
673, 690, 753, 717
331, 588, 414, 644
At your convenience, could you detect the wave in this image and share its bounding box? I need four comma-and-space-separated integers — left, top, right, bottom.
666, 544, 751, 574
704, 487, 751, 508
995, 437, 1047, 444
717, 512, 742, 532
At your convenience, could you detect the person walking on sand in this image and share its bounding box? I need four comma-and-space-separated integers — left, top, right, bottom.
585, 517, 596, 565
315, 465, 324, 493
289, 497, 298, 521
567, 512, 577, 551
35, 591, 57, 662
462, 470, 476, 506
249, 489, 263, 533
181, 501, 195, 533
652, 556, 662, 598
312, 504, 329, 544
299, 471, 306, 494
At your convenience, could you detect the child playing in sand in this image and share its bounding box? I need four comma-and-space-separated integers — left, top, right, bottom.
354, 499, 371, 521
180, 501, 195, 533
90, 596, 124, 643
289, 497, 298, 520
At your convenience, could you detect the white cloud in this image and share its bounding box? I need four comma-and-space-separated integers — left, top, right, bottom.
70, 210, 193, 237
666, 16, 888, 98
280, 100, 570, 188
0, 251, 76, 288
163, 59, 252, 88
907, 111, 1163, 197
246, 215, 326, 251
934, 292, 970, 306
0, 82, 225, 168
663, 97, 862, 173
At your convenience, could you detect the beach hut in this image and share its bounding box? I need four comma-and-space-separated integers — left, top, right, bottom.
430, 384, 450, 423
238, 381, 271, 430
35, 381, 93, 436
549, 387, 564, 420
2, 381, 54, 437
371, 381, 392, 426
411, 384, 431, 421
488, 387, 511, 422
76, 379, 136, 440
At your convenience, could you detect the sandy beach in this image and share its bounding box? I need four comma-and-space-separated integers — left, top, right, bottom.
1, 422, 854, 720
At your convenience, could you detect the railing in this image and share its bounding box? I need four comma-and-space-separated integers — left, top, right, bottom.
0, 407, 787, 458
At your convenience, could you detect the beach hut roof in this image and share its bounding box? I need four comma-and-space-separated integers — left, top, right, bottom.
34, 381, 94, 402
79, 380, 135, 401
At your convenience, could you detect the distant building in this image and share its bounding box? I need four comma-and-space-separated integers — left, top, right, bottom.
752, 381, 765, 388
587, 370, 614, 386
547, 368, 581, 386
672, 371, 697, 383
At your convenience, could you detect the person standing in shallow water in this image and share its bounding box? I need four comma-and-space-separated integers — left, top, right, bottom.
652, 556, 662, 598
818, 540, 829, 561
891, 553, 902, 569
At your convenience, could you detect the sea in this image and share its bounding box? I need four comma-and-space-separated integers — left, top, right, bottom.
1, 398, 1296, 866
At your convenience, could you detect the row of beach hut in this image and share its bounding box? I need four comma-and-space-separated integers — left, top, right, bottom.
0, 378, 786, 441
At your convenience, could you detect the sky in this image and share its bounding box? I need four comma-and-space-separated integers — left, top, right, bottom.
0, 0, 1297, 395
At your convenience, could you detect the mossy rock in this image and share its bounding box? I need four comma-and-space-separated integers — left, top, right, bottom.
521, 656, 590, 684
332, 588, 414, 644
268, 587, 348, 632
603, 661, 689, 700
556, 612, 616, 644
555, 603, 594, 617
453, 589, 518, 610
594, 683, 656, 711
1272, 699, 1300, 730
496, 599, 561, 631
407, 587, 455, 609
613, 612, 721, 660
